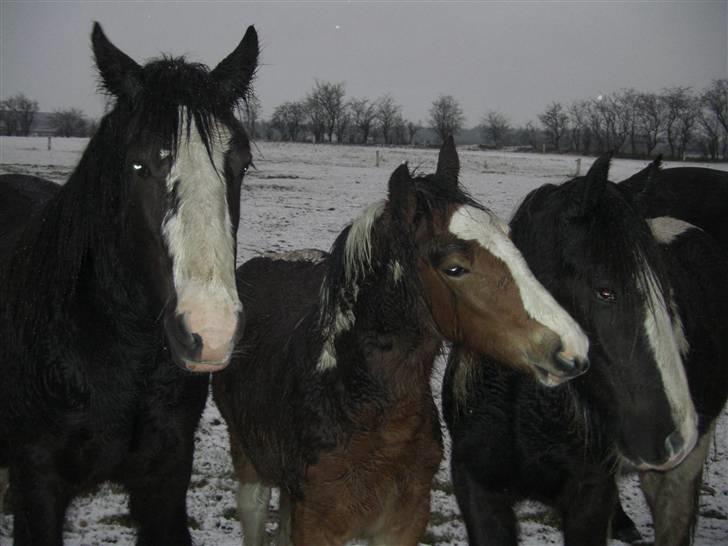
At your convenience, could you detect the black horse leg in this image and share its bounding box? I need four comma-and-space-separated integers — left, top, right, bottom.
128, 473, 193, 546
560, 473, 618, 546
451, 457, 517, 546
10, 462, 70, 546
123, 370, 206, 546
610, 494, 642, 544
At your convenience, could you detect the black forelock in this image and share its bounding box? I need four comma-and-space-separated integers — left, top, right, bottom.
513, 177, 671, 310
107, 55, 250, 162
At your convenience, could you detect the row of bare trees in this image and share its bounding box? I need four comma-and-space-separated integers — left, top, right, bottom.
537, 81, 728, 159
248, 80, 471, 146
259, 81, 425, 145
6, 79, 727, 159
1, 93, 92, 137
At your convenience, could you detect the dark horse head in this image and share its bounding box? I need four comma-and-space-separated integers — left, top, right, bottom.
89, 23, 258, 371
510, 155, 698, 469
319, 138, 590, 385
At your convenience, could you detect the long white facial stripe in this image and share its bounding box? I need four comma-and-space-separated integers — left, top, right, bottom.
162, 117, 240, 312
639, 261, 696, 440
448, 205, 589, 360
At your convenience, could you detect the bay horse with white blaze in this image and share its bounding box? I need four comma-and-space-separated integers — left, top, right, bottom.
0, 22, 258, 545
213, 138, 590, 546
444, 156, 727, 546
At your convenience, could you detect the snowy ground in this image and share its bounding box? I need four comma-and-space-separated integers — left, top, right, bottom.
1, 137, 726, 545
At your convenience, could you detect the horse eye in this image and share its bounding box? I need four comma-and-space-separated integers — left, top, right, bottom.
443, 265, 469, 278
131, 162, 150, 178
596, 287, 616, 302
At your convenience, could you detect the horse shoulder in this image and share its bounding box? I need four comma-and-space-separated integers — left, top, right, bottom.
651, 218, 728, 430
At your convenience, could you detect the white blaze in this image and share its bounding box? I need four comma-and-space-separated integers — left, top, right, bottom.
641, 217, 698, 461
448, 205, 589, 362
162, 115, 241, 363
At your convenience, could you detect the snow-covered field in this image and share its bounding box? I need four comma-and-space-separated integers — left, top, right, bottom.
1, 137, 726, 545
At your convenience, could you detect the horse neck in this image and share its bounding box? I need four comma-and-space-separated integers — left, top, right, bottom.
5, 126, 155, 336
337, 270, 440, 400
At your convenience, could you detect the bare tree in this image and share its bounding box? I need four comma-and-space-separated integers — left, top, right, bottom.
429, 94, 465, 143
697, 109, 722, 160
568, 100, 590, 153
539, 101, 569, 152
305, 93, 327, 143
271, 101, 307, 141
391, 115, 409, 145
618, 89, 640, 155
349, 97, 377, 144
1, 93, 39, 136
335, 104, 351, 144
702, 79, 728, 158
406, 120, 422, 145
480, 110, 510, 148
50, 108, 87, 137
663, 87, 698, 159
306, 80, 346, 143
376, 94, 401, 145
635, 92, 666, 157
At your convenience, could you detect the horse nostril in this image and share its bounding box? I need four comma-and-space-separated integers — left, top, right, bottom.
665, 429, 685, 457
553, 350, 589, 377
190, 332, 203, 354
573, 357, 590, 374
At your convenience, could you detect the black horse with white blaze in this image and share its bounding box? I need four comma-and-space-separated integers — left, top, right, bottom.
443, 156, 728, 545
0, 23, 258, 545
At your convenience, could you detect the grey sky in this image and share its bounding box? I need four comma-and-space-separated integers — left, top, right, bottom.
1, 1, 726, 127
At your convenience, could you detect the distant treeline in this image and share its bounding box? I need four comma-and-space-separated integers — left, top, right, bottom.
0, 95, 96, 138
4, 79, 727, 160
245, 79, 728, 161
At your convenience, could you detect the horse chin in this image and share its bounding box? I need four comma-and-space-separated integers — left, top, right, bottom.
532, 366, 570, 387
530, 353, 589, 388
182, 358, 231, 373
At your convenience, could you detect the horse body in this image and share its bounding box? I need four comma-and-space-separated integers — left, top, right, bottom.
445, 157, 725, 546
0, 22, 258, 545
620, 163, 728, 252
215, 251, 443, 545
213, 139, 590, 546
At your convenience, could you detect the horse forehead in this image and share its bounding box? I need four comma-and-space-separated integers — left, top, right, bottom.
447, 205, 511, 249
171, 115, 233, 173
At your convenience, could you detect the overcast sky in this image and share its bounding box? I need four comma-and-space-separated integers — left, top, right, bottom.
1, 1, 726, 127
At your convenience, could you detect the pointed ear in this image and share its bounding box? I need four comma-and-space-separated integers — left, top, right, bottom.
573, 153, 611, 217
634, 154, 663, 208
211, 25, 259, 104
620, 154, 662, 193
92, 22, 142, 100
388, 163, 416, 225
435, 135, 459, 191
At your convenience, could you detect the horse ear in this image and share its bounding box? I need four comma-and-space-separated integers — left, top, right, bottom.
633, 154, 663, 209
435, 135, 460, 191
388, 163, 416, 225
210, 25, 259, 104
92, 22, 142, 100
620, 154, 662, 192
573, 153, 611, 217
